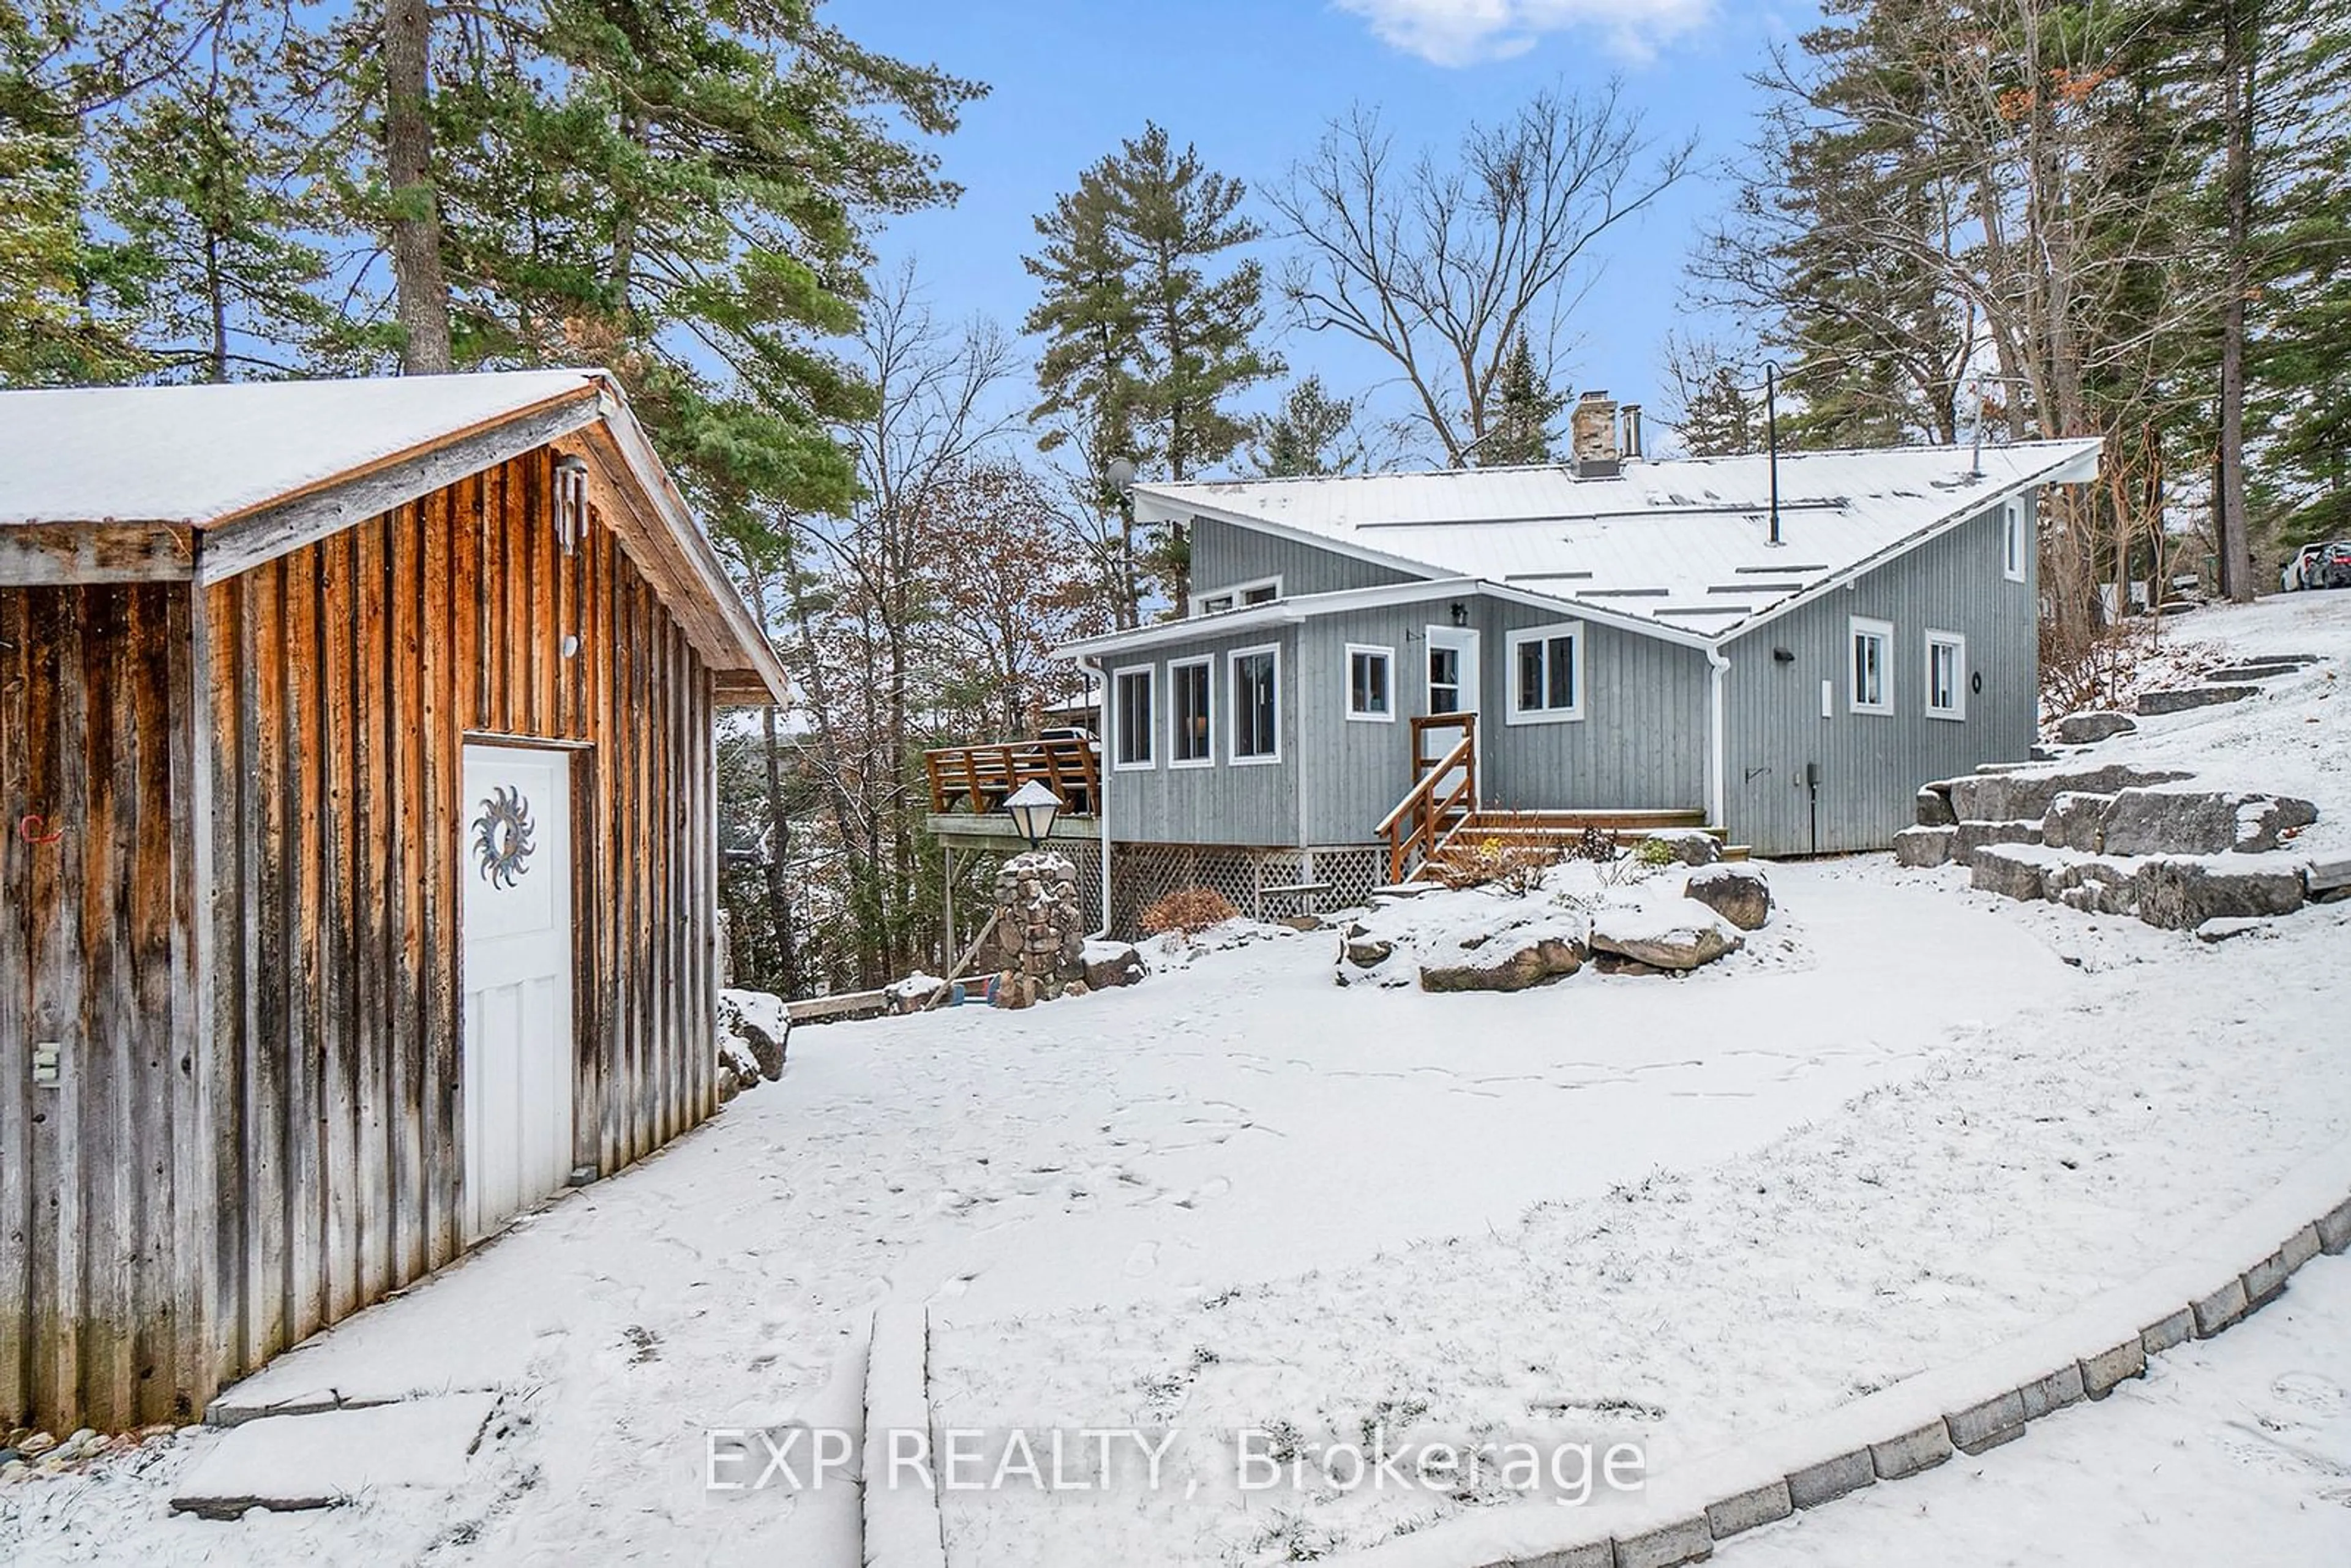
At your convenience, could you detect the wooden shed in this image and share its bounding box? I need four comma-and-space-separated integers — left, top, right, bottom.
0, 370, 787, 1435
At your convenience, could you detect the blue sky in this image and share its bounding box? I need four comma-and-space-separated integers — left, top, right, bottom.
831, 0, 1818, 461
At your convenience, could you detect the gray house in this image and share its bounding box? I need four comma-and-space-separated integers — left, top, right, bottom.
947, 399, 2099, 930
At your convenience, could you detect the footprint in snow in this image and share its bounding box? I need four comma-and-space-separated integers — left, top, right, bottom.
2272, 1372, 2349, 1416
1124, 1241, 1160, 1277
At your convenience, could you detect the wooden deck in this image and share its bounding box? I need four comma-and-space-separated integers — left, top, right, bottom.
923, 734, 1100, 816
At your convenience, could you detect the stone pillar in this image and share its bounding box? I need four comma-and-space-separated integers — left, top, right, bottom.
985, 850, 1088, 1008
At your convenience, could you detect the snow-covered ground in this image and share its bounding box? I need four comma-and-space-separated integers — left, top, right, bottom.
1725, 1251, 2351, 1567
4, 593, 2345, 1567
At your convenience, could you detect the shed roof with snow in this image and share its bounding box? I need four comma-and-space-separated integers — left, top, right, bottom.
0, 369, 785, 703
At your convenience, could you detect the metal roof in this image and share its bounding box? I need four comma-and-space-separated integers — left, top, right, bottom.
1131, 439, 2102, 642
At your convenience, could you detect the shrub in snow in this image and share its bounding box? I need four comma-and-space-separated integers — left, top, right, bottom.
1427, 836, 1557, 895
1139, 886, 1242, 937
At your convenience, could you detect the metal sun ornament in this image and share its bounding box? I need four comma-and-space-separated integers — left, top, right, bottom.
473, 786, 538, 888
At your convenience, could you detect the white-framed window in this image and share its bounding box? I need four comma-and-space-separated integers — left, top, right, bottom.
2003, 501, 2027, 582
1112, 666, 1155, 769
1849, 617, 1893, 715
1229, 644, 1281, 763
1191, 575, 1281, 617
1169, 656, 1213, 766
1506, 621, 1584, 724
1345, 643, 1394, 722
1925, 629, 1967, 720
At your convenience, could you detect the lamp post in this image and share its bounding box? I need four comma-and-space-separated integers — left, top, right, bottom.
1002, 780, 1062, 852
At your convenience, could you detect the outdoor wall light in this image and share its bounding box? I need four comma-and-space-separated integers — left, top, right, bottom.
554, 452, 590, 557
1449, 601, 1468, 626
1772, 647, 1795, 663
1003, 779, 1063, 851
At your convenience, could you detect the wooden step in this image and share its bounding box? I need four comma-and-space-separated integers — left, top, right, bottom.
1460, 808, 1708, 830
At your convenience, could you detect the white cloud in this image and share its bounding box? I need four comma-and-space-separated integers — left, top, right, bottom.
1336, 0, 1714, 66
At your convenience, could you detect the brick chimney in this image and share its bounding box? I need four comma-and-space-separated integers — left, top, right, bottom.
1570, 390, 1621, 478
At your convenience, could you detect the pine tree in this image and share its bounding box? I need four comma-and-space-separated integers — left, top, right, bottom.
1477, 334, 1562, 465
1250, 375, 1365, 476
1026, 122, 1280, 615
292, 0, 982, 520
0, 0, 149, 384
96, 3, 335, 381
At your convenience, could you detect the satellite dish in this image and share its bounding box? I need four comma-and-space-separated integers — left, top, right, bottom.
1105, 457, 1138, 495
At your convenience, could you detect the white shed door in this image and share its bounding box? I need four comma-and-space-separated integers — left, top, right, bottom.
460, 744, 576, 1244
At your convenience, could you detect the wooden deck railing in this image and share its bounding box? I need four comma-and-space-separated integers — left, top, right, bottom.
923, 734, 1101, 817
1376, 712, 1477, 882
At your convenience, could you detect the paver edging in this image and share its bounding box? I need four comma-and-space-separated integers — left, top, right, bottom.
1328, 1134, 2351, 1568
862, 1302, 947, 1568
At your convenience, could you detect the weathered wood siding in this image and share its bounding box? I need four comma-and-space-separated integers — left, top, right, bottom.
1, 445, 722, 1434
1720, 501, 2039, 855
1, 583, 208, 1430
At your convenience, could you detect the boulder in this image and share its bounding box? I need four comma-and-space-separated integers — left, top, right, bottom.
2051, 860, 2138, 916
2054, 710, 2138, 745
1641, 828, 1722, 866
716, 995, 789, 1081
2101, 789, 2319, 857
1945, 763, 2194, 823
1915, 782, 1958, 828
1589, 903, 1743, 971
2135, 685, 2260, 716
1893, 826, 1954, 867
1951, 819, 2045, 858
2133, 859, 2306, 930
990, 970, 1035, 1010
1684, 864, 1773, 930
1970, 844, 2050, 903
1081, 940, 1147, 990
1340, 924, 1395, 969
2041, 792, 2116, 852
1419, 933, 1586, 992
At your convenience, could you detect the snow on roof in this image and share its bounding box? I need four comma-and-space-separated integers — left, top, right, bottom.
0, 369, 602, 527
1133, 439, 2102, 641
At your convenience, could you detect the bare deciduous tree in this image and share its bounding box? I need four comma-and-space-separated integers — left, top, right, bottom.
1269, 82, 1694, 467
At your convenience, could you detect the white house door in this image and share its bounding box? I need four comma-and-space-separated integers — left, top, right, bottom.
460, 743, 576, 1244
1423, 626, 1482, 804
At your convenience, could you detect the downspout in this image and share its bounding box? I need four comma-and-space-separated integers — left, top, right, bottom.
1078, 652, 1114, 940
1705, 643, 1731, 831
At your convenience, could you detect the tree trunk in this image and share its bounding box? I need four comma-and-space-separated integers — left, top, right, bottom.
760, 704, 798, 999
383, 0, 452, 374
2216, 0, 2255, 602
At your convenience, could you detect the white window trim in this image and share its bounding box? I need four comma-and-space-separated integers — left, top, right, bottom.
1504, 620, 1586, 725
1228, 642, 1283, 765
1189, 574, 1281, 618
2003, 501, 2027, 583
1849, 616, 1894, 716
1111, 664, 1155, 771
1925, 628, 1967, 721
1167, 655, 1215, 767
1344, 642, 1396, 723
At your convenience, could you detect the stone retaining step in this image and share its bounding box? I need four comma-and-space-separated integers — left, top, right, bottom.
2136, 685, 2260, 715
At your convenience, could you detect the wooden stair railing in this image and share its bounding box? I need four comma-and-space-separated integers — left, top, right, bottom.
1377, 713, 1477, 882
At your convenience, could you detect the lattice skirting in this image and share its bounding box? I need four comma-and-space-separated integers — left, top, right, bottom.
1106, 842, 1384, 939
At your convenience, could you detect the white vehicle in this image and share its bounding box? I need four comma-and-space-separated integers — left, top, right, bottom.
2283, 541, 2327, 591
